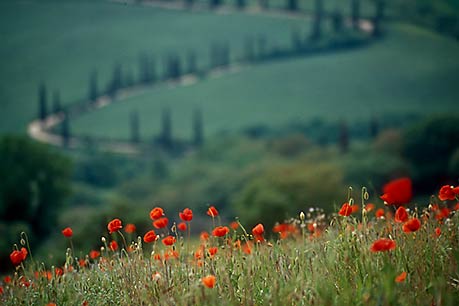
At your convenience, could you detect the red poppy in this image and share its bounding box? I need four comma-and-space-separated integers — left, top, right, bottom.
202, 275, 216, 288
252, 223, 264, 236
110, 241, 118, 251
439, 185, 459, 201
10, 247, 28, 266
177, 222, 187, 231
62, 227, 73, 238
0, 286, 3, 295
54, 267, 64, 276
150, 207, 164, 220
375, 208, 385, 218
338, 203, 352, 216
4, 276, 11, 284
230, 221, 239, 230
365, 203, 375, 212
435, 227, 441, 237
370, 238, 396, 252
212, 226, 230, 237
395, 271, 407, 283
79, 258, 87, 268
380, 177, 412, 206
435, 207, 450, 221
124, 223, 136, 234
242, 242, 252, 255
143, 230, 158, 243
153, 217, 169, 229
206, 206, 219, 217
273, 223, 288, 233
394, 207, 408, 223
200, 231, 209, 241
402, 218, 421, 233
162, 235, 176, 246
208, 247, 218, 257
107, 218, 122, 234
89, 250, 100, 259
179, 208, 193, 222
351, 205, 360, 213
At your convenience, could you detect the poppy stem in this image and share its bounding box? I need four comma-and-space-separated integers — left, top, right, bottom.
117, 230, 128, 252
20, 232, 34, 264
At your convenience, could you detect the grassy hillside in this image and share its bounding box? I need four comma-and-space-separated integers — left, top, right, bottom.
70, 22, 459, 140
0, 0, 307, 133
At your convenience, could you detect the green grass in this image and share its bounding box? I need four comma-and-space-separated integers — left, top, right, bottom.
71, 22, 459, 140
0, 0, 308, 133
1, 199, 459, 305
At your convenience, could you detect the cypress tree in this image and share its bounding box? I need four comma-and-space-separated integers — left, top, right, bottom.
331, 9, 344, 33
339, 120, 349, 154
310, 0, 323, 41
52, 90, 62, 114
370, 116, 379, 138
61, 111, 70, 147
38, 83, 48, 121
192, 108, 203, 146
187, 50, 197, 74
130, 110, 140, 143
89, 69, 98, 103
244, 36, 255, 62
351, 0, 360, 30
159, 108, 172, 149
236, 0, 245, 9
286, 0, 297, 11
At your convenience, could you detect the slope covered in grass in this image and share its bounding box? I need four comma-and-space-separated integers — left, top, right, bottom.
71, 22, 459, 140
0, 0, 307, 133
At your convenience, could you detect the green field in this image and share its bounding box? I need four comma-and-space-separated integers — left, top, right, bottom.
71, 22, 459, 140
0, 0, 308, 133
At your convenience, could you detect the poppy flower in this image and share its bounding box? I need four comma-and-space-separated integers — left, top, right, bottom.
435, 207, 450, 221
153, 217, 169, 229
230, 221, 239, 230
0, 286, 3, 295
200, 231, 209, 241
10, 247, 28, 266
351, 205, 360, 213
435, 227, 441, 237
107, 218, 122, 234
162, 235, 176, 246
394, 207, 408, 223
62, 227, 73, 238
179, 208, 193, 222
206, 206, 219, 217
395, 271, 407, 283
4, 276, 11, 284
89, 250, 100, 259
124, 223, 136, 234
252, 223, 264, 236
208, 247, 218, 257
212, 226, 230, 237
143, 230, 158, 243
177, 222, 187, 231
365, 203, 375, 212
370, 238, 396, 252
150, 207, 164, 220
54, 267, 64, 276
438, 185, 459, 201
338, 203, 352, 216
375, 208, 385, 218
202, 275, 216, 288
242, 242, 252, 255
402, 218, 421, 233
110, 241, 118, 251
380, 177, 412, 206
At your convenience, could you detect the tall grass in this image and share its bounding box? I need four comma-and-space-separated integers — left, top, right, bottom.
1, 186, 459, 305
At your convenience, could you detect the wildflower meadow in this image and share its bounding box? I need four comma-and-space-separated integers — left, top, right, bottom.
1, 179, 459, 305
